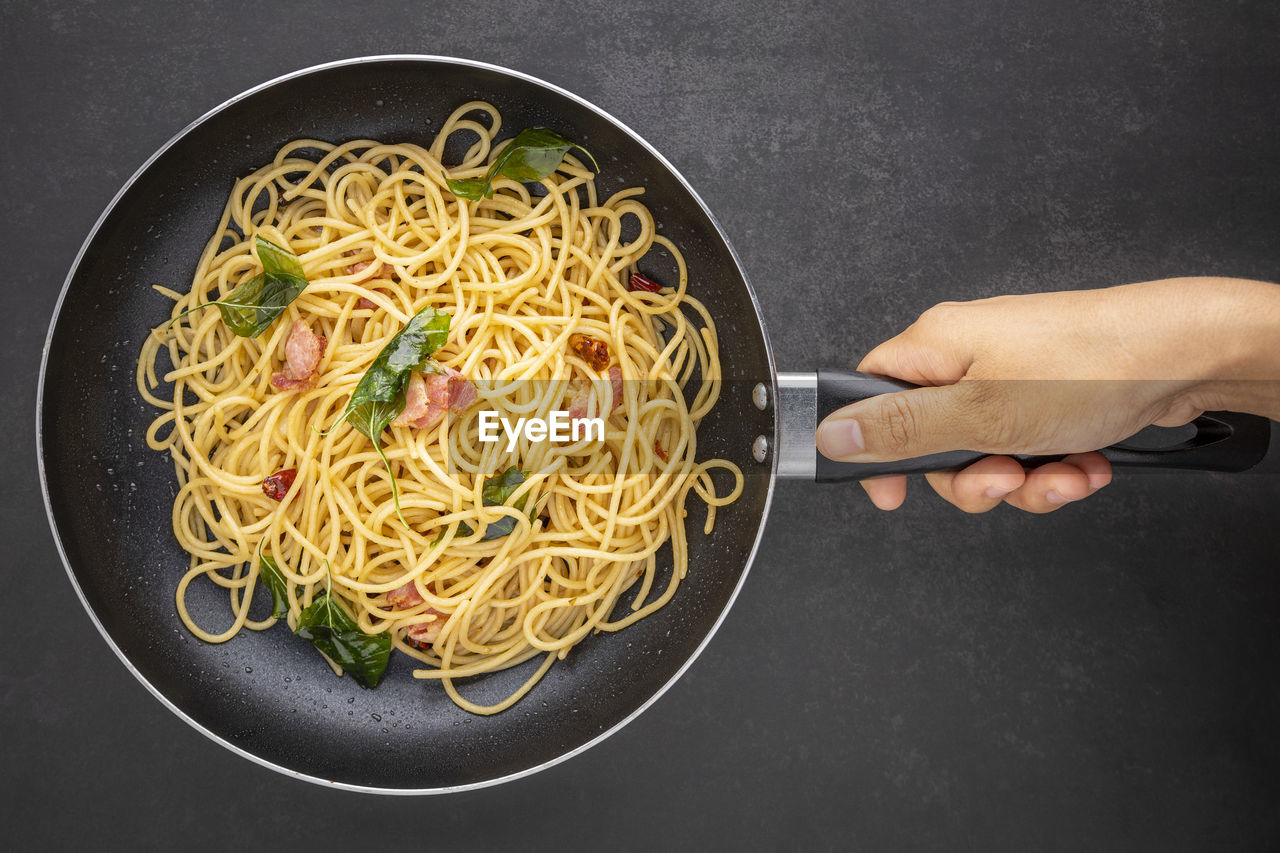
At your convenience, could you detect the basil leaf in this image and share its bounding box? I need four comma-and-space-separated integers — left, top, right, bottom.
482, 465, 528, 505
446, 127, 598, 201
166, 236, 308, 337
215, 271, 307, 337
346, 395, 408, 444
478, 520, 515, 541
498, 128, 598, 180
258, 553, 290, 620
445, 177, 491, 201
452, 466, 531, 541
340, 306, 451, 441
294, 591, 391, 689
254, 235, 305, 279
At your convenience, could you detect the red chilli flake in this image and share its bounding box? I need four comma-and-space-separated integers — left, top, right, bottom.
655, 440, 668, 461
628, 273, 662, 293
569, 333, 611, 371
262, 468, 297, 501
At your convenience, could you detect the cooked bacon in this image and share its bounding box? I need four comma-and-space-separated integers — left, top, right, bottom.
569, 333, 610, 371
387, 580, 446, 647
356, 288, 388, 311
388, 580, 425, 608
608, 366, 623, 409
392, 373, 429, 427
262, 468, 297, 501
449, 370, 479, 411
567, 385, 589, 422
654, 441, 668, 461
345, 258, 385, 280
391, 367, 477, 430
343, 252, 389, 309
406, 615, 445, 647
568, 365, 624, 423
270, 320, 326, 391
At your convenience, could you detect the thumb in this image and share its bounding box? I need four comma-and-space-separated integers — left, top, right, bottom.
816, 383, 982, 462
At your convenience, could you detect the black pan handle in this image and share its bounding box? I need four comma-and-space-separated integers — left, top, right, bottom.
813, 369, 1272, 483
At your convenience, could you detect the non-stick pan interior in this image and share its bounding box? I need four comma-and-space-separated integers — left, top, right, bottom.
40, 57, 775, 790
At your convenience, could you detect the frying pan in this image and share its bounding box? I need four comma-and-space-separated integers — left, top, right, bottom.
38, 56, 1271, 793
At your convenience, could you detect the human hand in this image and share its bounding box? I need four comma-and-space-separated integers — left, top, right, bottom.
816, 277, 1280, 512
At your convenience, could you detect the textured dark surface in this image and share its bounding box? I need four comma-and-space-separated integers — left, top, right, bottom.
4, 1, 1280, 850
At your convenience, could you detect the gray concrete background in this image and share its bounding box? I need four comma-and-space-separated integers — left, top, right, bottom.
3, 1, 1279, 849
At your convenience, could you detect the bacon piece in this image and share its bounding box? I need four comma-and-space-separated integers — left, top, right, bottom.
346, 253, 387, 308
406, 615, 445, 647
262, 468, 297, 501
387, 580, 446, 648
569, 333, 610, 371
345, 258, 385, 280
655, 441, 668, 461
449, 370, 478, 412
391, 367, 478, 430
567, 385, 589, 422
415, 372, 453, 431
608, 366, 623, 410
568, 366, 624, 423
388, 580, 425, 608
270, 320, 326, 391
392, 373, 429, 427
356, 288, 388, 311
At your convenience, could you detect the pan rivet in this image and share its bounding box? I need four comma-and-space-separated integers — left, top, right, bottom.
752, 435, 769, 463
752, 383, 768, 410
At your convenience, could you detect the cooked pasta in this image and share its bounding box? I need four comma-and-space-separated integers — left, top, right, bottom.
136, 101, 742, 714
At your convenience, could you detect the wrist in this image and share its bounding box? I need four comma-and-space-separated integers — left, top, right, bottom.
1160, 277, 1280, 419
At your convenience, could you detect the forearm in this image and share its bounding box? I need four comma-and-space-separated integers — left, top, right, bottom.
1168, 278, 1280, 420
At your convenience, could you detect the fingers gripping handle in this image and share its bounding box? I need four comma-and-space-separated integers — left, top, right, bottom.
812, 369, 1272, 483
814, 371, 988, 480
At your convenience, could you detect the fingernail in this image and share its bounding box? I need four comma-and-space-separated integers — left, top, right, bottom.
1087, 475, 1110, 493
984, 485, 1014, 498
1046, 489, 1069, 505
817, 418, 865, 459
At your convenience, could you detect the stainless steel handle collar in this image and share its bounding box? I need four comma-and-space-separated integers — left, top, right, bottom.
776, 372, 817, 480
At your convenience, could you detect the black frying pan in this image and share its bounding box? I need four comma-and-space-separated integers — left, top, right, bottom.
38, 56, 1271, 793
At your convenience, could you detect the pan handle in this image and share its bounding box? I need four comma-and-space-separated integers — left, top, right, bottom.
774, 371, 1272, 482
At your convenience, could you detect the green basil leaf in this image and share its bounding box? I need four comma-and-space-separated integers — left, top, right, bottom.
346, 393, 408, 444
215, 271, 307, 337
479, 519, 516, 541
214, 237, 308, 336
160, 235, 309, 337
444, 177, 490, 202
478, 466, 530, 541
294, 591, 391, 689
340, 306, 452, 440
434, 467, 532, 543
499, 127, 598, 179
482, 466, 528, 505
446, 127, 598, 201
255, 235, 306, 279
258, 553, 290, 620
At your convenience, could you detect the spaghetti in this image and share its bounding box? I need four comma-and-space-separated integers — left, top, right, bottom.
136, 101, 742, 714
